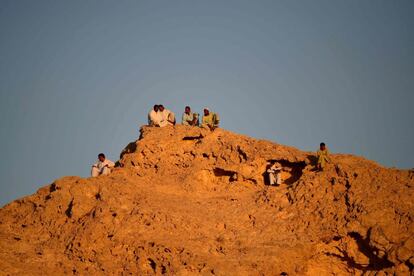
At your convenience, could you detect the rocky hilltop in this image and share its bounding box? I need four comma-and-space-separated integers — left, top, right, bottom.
0, 126, 413, 275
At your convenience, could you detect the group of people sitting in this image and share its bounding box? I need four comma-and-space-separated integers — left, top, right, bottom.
91, 113, 330, 180
90, 105, 221, 177
148, 105, 220, 130
148, 104, 176, 127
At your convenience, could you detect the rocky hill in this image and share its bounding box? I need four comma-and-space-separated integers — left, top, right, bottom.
0, 126, 413, 275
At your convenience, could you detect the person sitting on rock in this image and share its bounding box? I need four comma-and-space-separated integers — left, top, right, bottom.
317, 142, 331, 171
158, 105, 176, 127
148, 105, 161, 126
91, 153, 115, 177
201, 108, 220, 130
182, 106, 199, 126
267, 162, 282, 186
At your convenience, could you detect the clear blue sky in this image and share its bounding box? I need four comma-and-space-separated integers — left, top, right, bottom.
1, 0, 413, 206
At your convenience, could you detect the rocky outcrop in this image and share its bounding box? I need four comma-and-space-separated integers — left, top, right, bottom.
0, 125, 413, 275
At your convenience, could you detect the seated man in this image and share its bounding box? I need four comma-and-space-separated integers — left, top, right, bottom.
267, 162, 282, 186
158, 105, 176, 127
201, 108, 220, 130
317, 142, 331, 171
182, 106, 199, 126
91, 153, 115, 177
148, 105, 160, 126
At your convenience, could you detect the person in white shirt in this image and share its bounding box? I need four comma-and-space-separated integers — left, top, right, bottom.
91, 153, 115, 177
148, 105, 161, 126
158, 105, 176, 127
182, 106, 199, 126
267, 162, 282, 186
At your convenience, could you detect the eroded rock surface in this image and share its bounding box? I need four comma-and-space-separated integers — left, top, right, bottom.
1, 126, 413, 275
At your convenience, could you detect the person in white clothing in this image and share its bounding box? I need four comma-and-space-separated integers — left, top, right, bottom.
158, 105, 176, 127
182, 106, 199, 126
267, 162, 282, 186
91, 153, 115, 177
148, 105, 161, 126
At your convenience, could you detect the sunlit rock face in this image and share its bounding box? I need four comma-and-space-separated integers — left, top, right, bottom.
1, 125, 413, 275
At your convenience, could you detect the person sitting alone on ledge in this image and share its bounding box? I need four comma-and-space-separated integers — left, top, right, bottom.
91, 153, 115, 177
317, 142, 331, 171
